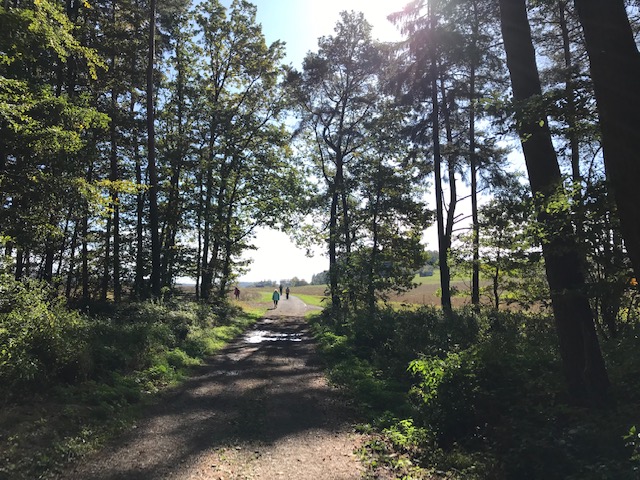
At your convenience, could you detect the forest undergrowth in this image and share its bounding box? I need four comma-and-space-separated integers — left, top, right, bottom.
311, 306, 640, 479
0, 275, 259, 480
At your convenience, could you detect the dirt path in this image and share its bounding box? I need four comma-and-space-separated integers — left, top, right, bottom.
57, 296, 364, 480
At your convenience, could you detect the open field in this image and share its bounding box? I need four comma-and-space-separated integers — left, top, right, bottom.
175, 269, 483, 309
237, 274, 476, 309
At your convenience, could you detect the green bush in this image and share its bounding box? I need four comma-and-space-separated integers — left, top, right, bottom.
166, 348, 200, 368
317, 303, 640, 478
408, 349, 481, 446
310, 319, 351, 358
0, 275, 90, 392
348, 306, 480, 376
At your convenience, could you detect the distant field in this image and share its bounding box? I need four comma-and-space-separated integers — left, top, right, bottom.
240, 275, 476, 308
178, 272, 478, 310
413, 271, 441, 285
392, 279, 472, 308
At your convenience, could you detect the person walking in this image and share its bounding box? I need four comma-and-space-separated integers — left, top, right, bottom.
234, 286, 240, 300
272, 289, 280, 308
285, 286, 290, 299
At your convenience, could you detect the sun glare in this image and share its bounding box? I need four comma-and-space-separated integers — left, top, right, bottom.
308, 0, 406, 42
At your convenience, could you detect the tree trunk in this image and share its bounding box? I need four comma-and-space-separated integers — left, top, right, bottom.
81, 210, 89, 302
492, 252, 500, 310
499, 0, 609, 401
336, 155, 354, 311
162, 35, 186, 288
217, 175, 241, 301
133, 91, 145, 300
574, 0, 640, 281
65, 219, 79, 299
195, 165, 204, 300
429, 5, 451, 314
367, 172, 382, 316
558, 1, 581, 187
81, 162, 93, 304
206, 167, 230, 297
329, 184, 342, 318
439, 69, 458, 313
15, 248, 24, 280
469, 4, 480, 305
56, 205, 73, 277
109, 84, 121, 303
147, 0, 161, 298
42, 215, 55, 282
200, 165, 214, 301
101, 214, 112, 301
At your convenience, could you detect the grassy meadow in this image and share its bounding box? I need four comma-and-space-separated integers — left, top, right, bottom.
234, 270, 474, 310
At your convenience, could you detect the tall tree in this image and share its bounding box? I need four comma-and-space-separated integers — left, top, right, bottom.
446, 0, 505, 305
194, 0, 298, 301
0, 1, 107, 286
351, 104, 429, 314
289, 11, 382, 316
157, 4, 197, 289
147, 0, 161, 297
573, 0, 640, 281
389, 0, 454, 313
498, 0, 609, 400
527, 1, 628, 334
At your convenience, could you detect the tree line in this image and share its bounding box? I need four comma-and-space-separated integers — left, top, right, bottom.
2, 0, 640, 401
1, 0, 302, 304
287, 0, 640, 402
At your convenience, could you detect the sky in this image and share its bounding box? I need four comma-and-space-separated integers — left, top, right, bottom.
251, 1, 405, 67
221, 0, 435, 283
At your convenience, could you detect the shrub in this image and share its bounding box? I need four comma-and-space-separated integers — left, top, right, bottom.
165, 348, 199, 368
88, 320, 156, 375
0, 275, 90, 393
408, 349, 481, 446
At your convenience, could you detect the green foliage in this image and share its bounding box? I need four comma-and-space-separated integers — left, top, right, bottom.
382, 417, 433, 454
453, 174, 551, 310
408, 351, 479, 444
348, 306, 479, 375
314, 305, 639, 479
1, 1, 104, 76
0, 275, 90, 391
1, 290, 257, 480
624, 426, 640, 469
357, 415, 439, 478
0, 2, 109, 277
0, 278, 235, 401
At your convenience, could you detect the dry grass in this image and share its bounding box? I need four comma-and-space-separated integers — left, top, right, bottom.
244, 281, 477, 308
176, 277, 482, 309
391, 280, 472, 307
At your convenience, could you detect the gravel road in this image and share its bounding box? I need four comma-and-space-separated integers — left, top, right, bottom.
57, 296, 364, 480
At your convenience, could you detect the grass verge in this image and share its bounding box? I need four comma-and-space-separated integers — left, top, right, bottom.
295, 293, 327, 307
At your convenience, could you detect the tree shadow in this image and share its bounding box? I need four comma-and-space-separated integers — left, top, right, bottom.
57, 317, 359, 480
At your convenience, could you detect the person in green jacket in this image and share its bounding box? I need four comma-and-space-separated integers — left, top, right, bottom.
272, 289, 280, 308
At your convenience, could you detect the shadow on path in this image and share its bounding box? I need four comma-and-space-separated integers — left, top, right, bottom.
56, 314, 363, 480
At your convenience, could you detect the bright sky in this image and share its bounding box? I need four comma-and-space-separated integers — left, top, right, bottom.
252, 0, 405, 67
222, 0, 425, 283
